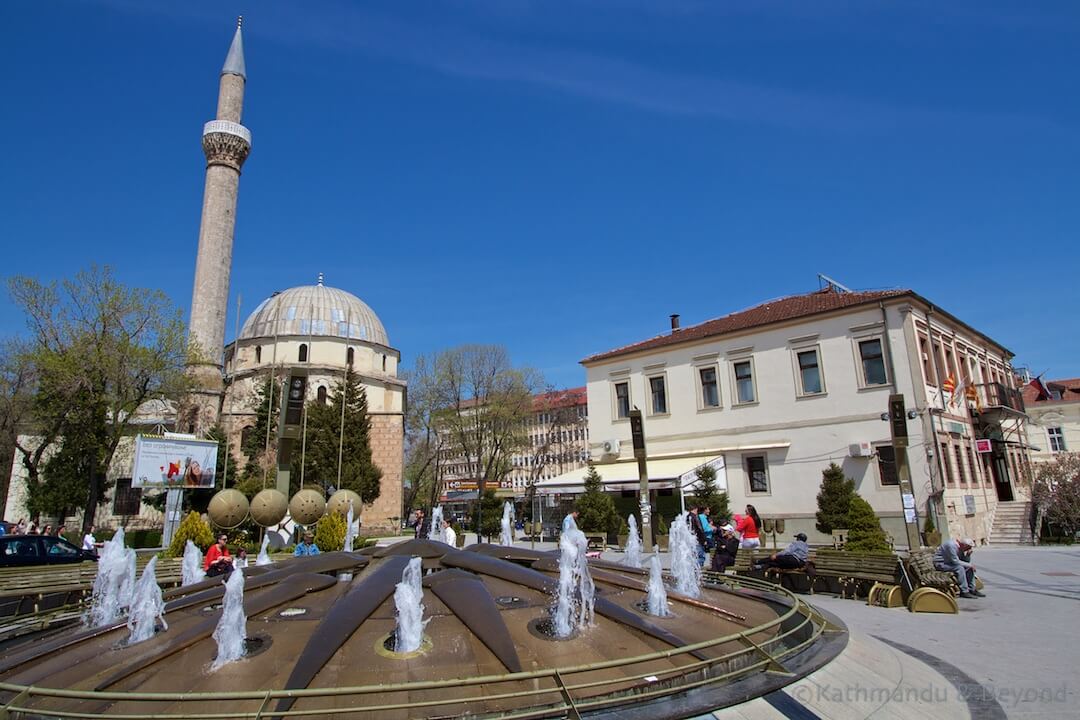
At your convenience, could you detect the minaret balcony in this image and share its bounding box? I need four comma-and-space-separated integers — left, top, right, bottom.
203, 120, 251, 145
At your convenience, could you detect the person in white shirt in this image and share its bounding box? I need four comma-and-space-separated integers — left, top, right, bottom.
82, 527, 97, 551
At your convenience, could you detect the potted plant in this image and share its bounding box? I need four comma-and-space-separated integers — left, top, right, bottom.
923, 514, 941, 548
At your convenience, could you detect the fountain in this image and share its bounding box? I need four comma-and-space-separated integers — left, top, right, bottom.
210, 566, 246, 670
255, 534, 273, 565
551, 515, 595, 638
646, 546, 671, 616
126, 556, 167, 644
499, 501, 515, 546
182, 539, 206, 586
85, 528, 136, 628
428, 506, 446, 544
344, 502, 357, 553
669, 511, 702, 598
392, 557, 426, 652
622, 514, 643, 568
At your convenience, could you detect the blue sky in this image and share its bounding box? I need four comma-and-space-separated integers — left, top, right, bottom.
2, 0, 1078, 388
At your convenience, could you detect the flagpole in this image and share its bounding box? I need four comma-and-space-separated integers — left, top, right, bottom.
299, 297, 315, 489
222, 293, 241, 489
263, 299, 281, 490
337, 309, 350, 491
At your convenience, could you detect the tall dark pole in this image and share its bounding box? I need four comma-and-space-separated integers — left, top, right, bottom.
629, 409, 652, 549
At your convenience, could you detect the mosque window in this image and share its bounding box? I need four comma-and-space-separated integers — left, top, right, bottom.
241, 425, 254, 449
255, 346, 262, 364
299, 344, 308, 362
347, 347, 355, 366
317, 386, 328, 405
382, 355, 387, 372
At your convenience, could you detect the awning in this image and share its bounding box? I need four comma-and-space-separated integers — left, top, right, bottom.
535, 454, 726, 495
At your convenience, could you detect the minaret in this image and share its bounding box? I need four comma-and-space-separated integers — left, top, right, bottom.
185, 17, 252, 433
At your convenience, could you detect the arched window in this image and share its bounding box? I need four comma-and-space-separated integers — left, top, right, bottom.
317, 386, 328, 404
382, 354, 387, 372
299, 344, 308, 362
346, 347, 354, 366
255, 346, 262, 364
241, 425, 254, 449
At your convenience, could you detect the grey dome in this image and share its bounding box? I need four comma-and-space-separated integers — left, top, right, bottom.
239, 282, 389, 346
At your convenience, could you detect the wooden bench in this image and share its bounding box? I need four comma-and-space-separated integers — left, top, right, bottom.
905, 549, 959, 596
583, 533, 606, 551
811, 549, 900, 598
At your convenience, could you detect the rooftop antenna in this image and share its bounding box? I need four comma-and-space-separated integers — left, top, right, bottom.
817, 273, 852, 293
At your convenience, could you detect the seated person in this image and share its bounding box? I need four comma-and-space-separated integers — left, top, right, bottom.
294, 531, 321, 557
204, 534, 234, 577
752, 533, 810, 571
933, 537, 984, 598
711, 524, 741, 573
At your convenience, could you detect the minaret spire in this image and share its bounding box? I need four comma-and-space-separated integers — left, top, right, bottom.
184, 21, 254, 434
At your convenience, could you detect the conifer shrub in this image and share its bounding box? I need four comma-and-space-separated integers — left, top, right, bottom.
314, 513, 346, 552
815, 463, 856, 534
167, 511, 214, 557
845, 495, 892, 553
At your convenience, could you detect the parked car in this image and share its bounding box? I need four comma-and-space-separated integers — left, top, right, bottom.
0, 534, 98, 566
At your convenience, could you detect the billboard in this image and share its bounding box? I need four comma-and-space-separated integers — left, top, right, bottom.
132, 435, 219, 488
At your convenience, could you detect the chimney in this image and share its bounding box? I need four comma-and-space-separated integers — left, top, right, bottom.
670, 314, 680, 331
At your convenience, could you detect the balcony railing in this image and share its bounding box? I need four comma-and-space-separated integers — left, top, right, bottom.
970, 382, 1026, 415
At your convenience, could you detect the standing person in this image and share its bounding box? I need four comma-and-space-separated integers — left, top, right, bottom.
294, 531, 321, 556
82, 526, 98, 551
687, 507, 707, 566
234, 548, 249, 569
700, 507, 715, 551
734, 505, 762, 549
42, 524, 53, 537
28, 523, 39, 535
204, 534, 234, 577
409, 509, 430, 539
711, 524, 741, 573
444, 522, 457, 549
15, 519, 27, 535
752, 533, 810, 572
933, 538, 983, 598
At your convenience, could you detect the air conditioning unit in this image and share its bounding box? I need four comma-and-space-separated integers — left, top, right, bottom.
848, 442, 874, 458
601, 438, 621, 457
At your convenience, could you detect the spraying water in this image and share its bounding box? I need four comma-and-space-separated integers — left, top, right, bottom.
210, 567, 246, 670
182, 539, 206, 586
85, 528, 136, 628
622, 514, 643, 568
646, 547, 671, 616
344, 502, 356, 553
127, 556, 168, 644
552, 515, 595, 638
499, 501, 515, 546
428, 506, 446, 544
393, 557, 426, 652
255, 534, 272, 566
669, 511, 702, 598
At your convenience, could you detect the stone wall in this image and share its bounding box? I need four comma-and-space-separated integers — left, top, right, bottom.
366, 412, 404, 533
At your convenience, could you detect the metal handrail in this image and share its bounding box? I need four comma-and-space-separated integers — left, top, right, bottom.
0, 575, 830, 719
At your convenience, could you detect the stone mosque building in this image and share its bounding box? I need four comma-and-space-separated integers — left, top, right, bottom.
4, 20, 405, 534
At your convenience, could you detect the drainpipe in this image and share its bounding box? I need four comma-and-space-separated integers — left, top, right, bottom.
925, 307, 952, 541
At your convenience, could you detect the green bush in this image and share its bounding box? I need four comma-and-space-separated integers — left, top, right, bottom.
127, 529, 163, 548
656, 514, 669, 536
844, 495, 892, 553
576, 464, 619, 533
314, 513, 346, 552
167, 511, 215, 557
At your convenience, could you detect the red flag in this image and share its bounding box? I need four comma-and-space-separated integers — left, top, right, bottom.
1029, 376, 1054, 401
942, 373, 956, 393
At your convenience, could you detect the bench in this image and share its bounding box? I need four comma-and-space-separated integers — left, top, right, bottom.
905, 550, 959, 596
727, 548, 900, 598
583, 533, 606, 551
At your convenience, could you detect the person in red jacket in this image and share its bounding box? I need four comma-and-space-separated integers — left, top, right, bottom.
204, 533, 234, 577
734, 504, 762, 549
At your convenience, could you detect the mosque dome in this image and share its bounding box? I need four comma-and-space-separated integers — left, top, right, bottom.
238, 276, 389, 346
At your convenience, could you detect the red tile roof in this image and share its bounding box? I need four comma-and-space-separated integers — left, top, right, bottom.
583, 287, 913, 364
531, 386, 587, 411
1022, 377, 1080, 405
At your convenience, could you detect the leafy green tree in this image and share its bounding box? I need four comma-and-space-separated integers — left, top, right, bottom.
845, 495, 892, 553
688, 465, 730, 522
8, 266, 189, 532
576, 463, 618, 534
815, 463, 856, 534
471, 488, 503, 541
293, 369, 381, 502
234, 376, 281, 498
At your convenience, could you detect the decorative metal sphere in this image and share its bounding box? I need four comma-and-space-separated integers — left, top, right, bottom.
249, 488, 289, 527
207, 488, 250, 529
289, 488, 327, 526
327, 489, 363, 518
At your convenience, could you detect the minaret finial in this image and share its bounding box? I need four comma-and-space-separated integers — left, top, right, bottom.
222, 19, 246, 79
237, 15, 243, 29
317, 272, 325, 286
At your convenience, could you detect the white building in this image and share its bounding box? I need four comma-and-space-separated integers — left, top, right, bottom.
540, 285, 1033, 547
1022, 377, 1080, 463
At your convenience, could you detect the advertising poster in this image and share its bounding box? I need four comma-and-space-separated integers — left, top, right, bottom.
132, 435, 219, 488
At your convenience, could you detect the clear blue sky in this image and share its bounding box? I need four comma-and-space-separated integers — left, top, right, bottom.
2, 0, 1078, 388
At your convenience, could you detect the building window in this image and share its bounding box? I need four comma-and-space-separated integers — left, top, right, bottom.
1049, 427, 1066, 452
648, 375, 668, 414
918, 336, 935, 385
113, 478, 142, 516
941, 443, 954, 485
255, 346, 262, 364
796, 348, 824, 395
614, 381, 631, 419
858, 338, 888, 386
733, 360, 756, 404
746, 455, 769, 493
877, 445, 899, 486
299, 344, 308, 362
317, 386, 328, 404
699, 366, 720, 408
382, 355, 387, 372
966, 445, 980, 485
954, 444, 967, 485
346, 347, 354, 366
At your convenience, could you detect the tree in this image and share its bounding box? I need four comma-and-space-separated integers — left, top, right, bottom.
815, 463, 856, 534
8, 266, 190, 532
521, 387, 587, 521
234, 376, 281, 498
294, 368, 382, 502
167, 511, 215, 557
0, 341, 36, 517
471, 488, 503, 541
845, 495, 891, 553
1032, 453, 1080, 540
688, 465, 729, 522
314, 511, 347, 552
576, 463, 618, 534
